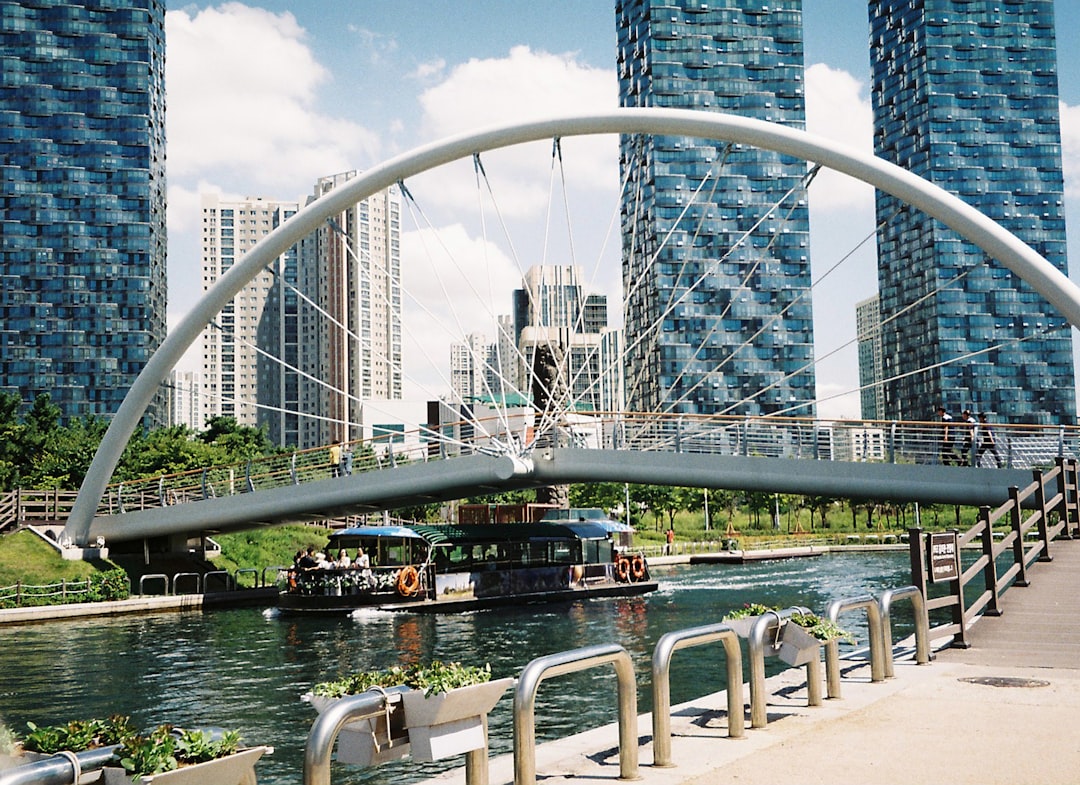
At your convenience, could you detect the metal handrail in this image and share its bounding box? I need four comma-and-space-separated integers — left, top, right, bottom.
0, 745, 121, 785
138, 573, 168, 595
878, 585, 932, 678
824, 595, 887, 699
203, 570, 234, 592
234, 567, 260, 588
172, 572, 201, 595
303, 687, 410, 785
748, 606, 812, 728
513, 643, 638, 785
651, 623, 744, 768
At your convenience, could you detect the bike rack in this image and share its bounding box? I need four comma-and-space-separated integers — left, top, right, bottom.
878, 585, 932, 677
824, 594, 887, 699
651, 623, 744, 768
137, 573, 168, 596
748, 606, 814, 728
513, 643, 638, 785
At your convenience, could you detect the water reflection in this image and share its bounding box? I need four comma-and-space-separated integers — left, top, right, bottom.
0, 553, 913, 785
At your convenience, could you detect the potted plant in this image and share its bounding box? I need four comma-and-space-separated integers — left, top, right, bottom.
8, 715, 136, 782
102, 726, 269, 785
721, 603, 780, 638
777, 612, 854, 667
307, 660, 512, 764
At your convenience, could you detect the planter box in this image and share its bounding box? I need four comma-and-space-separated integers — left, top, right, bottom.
401, 678, 513, 762
777, 622, 824, 667
101, 746, 268, 785
721, 616, 756, 638
304, 692, 408, 766
335, 728, 409, 766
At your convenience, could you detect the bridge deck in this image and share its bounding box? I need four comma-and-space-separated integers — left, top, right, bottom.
417, 540, 1080, 785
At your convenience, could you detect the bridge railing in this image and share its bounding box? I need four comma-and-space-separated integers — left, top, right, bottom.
909, 456, 1080, 648
88, 413, 1080, 519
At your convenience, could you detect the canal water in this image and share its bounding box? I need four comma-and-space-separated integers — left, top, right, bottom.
0, 552, 915, 785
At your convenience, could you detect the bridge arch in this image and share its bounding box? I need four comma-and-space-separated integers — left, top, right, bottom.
64, 107, 1080, 544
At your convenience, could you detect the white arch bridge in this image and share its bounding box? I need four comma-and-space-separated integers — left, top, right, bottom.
62, 109, 1080, 545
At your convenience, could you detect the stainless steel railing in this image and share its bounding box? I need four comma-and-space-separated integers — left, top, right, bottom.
513, 643, 638, 785
879, 585, 932, 678
824, 594, 887, 699
651, 623, 744, 767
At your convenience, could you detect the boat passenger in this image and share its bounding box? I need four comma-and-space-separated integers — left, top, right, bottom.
297, 546, 319, 571
354, 547, 372, 585
335, 548, 351, 569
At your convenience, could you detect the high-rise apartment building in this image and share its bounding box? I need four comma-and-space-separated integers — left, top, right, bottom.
199, 194, 299, 445
869, 0, 1075, 424
616, 0, 816, 417
0, 0, 167, 423
166, 369, 201, 432
855, 294, 885, 421
299, 173, 402, 447
513, 265, 609, 412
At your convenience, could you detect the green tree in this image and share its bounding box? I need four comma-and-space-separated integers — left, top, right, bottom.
0, 392, 22, 491
569, 482, 625, 514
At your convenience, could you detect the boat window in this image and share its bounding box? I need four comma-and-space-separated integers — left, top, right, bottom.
549, 541, 576, 564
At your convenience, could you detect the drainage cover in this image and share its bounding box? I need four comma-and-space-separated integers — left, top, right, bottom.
958, 676, 1050, 688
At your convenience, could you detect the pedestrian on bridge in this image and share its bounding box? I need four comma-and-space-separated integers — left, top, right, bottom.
977, 412, 1003, 468
329, 442, 342, 478
962, 409, 978, 465
937, 406, 961, 466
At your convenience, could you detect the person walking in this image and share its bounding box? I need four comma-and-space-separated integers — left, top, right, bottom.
961, 409, 977, 465
976, 412, 1003, 468
937, 406, 960, 465
329, 442, 342, 478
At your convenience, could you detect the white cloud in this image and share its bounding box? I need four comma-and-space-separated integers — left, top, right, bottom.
804, 62, 875, 212
401, 223, 522, 395
413, 46, 619, 217
165, 3, 380, 194
1061, 100, 1080, 198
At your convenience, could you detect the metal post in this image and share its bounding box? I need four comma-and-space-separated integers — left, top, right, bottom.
651, 623, 744, 768
878, 585, 931, 678
748, 607, 807, 728
303, 688, 409, 785
513, 643, 638, 785
979, 506, 1001, 616
824, 595, 886, 700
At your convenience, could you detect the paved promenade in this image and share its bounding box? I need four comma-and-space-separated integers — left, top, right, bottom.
418, 539, 1080, 785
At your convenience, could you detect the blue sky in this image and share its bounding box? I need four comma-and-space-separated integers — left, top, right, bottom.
163, 1, 1080, 418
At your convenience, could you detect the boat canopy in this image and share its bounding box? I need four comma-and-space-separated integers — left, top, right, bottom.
330, 525, 425, 540
409, 522, 613, 545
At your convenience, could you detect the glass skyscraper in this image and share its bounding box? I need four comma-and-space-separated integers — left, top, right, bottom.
616, 0, 816, 417
0, 0, 167, 424
869, 0, 1075, 425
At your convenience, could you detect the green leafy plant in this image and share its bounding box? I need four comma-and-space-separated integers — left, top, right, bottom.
313, 660, 493, 699
723, 603, 779, 620
117, 726, 178, 782
21, 715, 134, 754
788, 612, 855, 643
116, 726, 244, 782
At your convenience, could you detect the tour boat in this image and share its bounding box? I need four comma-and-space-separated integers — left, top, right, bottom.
277, 519, 656, 613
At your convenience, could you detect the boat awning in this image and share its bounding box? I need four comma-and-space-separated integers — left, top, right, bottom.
331, 525, 425, 540
408, 522, 604, 545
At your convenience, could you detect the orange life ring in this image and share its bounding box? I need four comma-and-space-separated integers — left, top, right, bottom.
630, 554, 646, 581
615, 556, 630, 582
396, 565, 421, 597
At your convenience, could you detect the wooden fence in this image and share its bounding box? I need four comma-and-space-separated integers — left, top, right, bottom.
909, 456, 1080, 648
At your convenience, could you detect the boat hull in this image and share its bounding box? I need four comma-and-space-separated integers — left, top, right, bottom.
277, 579, 657, 614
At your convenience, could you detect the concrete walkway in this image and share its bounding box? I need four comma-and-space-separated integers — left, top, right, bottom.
417, 539, 1080, 785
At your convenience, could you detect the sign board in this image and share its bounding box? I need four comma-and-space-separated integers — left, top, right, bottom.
927, 531, 960, 583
